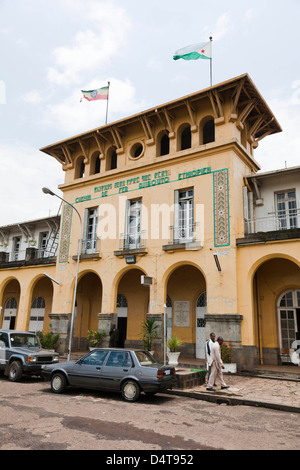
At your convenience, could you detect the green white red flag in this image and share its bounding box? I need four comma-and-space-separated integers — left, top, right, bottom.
173, 42, 212, 61
80, 85, 109, 102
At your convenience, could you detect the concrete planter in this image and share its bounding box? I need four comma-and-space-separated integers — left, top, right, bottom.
223, 363, 237, 374
167, 352, 181, 367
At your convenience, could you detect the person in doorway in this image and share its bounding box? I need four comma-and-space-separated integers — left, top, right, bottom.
206, 336, 229, 391
109, 324, 119, 347
206, 332, 215, 382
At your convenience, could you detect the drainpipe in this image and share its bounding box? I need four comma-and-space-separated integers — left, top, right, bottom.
255, 272, 263, 365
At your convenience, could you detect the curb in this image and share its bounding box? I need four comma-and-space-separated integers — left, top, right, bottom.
165, 389, 300, 414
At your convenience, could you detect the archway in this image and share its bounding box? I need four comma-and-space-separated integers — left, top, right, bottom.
166, 264, 206, 359
74, 272, 102, 350
116, 268, 149, 348
253, 257, 300, 365
1, 279, 20, 329
28, 276, 53, 333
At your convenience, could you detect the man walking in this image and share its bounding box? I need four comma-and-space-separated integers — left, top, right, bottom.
206, 332, 215, 381
206, 336, 229, 391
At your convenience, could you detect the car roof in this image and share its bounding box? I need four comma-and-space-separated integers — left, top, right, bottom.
0, 329, 36, 335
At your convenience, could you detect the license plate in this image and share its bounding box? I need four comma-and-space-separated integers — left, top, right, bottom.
165, 370, 171, 375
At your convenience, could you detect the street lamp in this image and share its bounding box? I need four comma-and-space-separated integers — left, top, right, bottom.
42, 187, 83, 361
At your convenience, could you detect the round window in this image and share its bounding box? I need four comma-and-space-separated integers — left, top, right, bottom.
130, 142, 144, 159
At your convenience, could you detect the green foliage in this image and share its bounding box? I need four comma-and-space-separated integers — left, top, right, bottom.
87, 330, 106, 347
140, 318, 159, 351
167, 335, 183, 352
36, 330, 59, 350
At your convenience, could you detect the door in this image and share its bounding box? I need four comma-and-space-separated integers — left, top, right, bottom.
29, 297, 45, 332
2, 298, 17, 330
100, 351, 133, 390
68, 349, 109, 388
278, 290, 300, 361
116, 294, 128, 348
196, 292, 207, 359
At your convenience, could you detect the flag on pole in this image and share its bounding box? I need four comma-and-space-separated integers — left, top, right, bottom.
80, 85, 109, 102
173, 42, 211, 61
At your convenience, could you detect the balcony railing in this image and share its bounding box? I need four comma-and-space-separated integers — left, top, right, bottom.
118, 231, 146, 251
167, 222, 201, 245
245, 208, 300, 234
0, 248, 57, 265
79, 237, 101, 255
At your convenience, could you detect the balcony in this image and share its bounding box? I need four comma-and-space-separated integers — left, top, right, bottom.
72, 237, 101, 260
114, 231, 147, 256
162, 222, 202, 252
0, 248, 57, 268
237, 208, 300, 246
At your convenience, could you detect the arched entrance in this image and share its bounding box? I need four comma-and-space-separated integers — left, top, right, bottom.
116, 268, 149, 348
28, 276, 53, 333
253, 257, 300, 365
74, 272, 102, 350
166, 264, 206, 359
1, 279, 20, 329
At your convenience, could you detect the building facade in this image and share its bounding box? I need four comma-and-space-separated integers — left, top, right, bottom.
0, 74, 299, 368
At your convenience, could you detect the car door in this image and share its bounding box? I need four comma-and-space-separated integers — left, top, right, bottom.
68, 349, 109, 389
100, 351, 133, 390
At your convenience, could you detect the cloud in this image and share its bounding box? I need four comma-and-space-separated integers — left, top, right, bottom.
47, 1, 131, 86
22, 90, 43, 105
0, 142, 62, 226
45, 78, 146, 135
255, 81, 300, 171
203, 13, 232, 42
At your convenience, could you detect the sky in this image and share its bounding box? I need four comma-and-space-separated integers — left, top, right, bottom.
1, 0, 300, 225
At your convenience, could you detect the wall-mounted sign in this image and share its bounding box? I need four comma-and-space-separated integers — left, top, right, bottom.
126, 255, 136, 264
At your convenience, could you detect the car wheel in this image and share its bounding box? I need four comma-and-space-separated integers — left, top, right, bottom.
121, 380, 140, 402
8, 360, 23, 382
51, 372, 67, 393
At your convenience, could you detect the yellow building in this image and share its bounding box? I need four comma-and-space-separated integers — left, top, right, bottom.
1, 74, 299, 369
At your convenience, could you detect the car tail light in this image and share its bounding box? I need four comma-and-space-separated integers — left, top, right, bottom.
172, 368, 176, 375
157, 370, 164, 379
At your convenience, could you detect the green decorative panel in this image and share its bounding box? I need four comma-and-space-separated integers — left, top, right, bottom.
214, 169, 230, 247
59, 204, 73, 263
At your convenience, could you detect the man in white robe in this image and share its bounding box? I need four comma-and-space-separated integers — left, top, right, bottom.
206, 336, 229, 391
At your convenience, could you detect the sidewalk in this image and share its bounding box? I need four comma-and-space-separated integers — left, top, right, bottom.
168, 371, 300, 414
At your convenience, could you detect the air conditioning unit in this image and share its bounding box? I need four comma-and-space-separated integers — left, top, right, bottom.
141, 275, 153, 286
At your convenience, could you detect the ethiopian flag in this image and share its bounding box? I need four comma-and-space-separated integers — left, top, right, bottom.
173, 42, 211, 61
81, 85, 109, 102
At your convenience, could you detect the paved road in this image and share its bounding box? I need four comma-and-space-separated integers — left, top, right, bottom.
0, 375, 299, 451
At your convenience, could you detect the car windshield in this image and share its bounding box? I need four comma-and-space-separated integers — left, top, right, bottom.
135, 351, 157, 366
10, 334, 40, 348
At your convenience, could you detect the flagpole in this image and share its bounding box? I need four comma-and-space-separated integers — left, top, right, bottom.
105, 81, 110, 125
209, 36, 213, 87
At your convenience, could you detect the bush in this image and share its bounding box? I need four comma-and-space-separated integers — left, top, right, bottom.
36, 330, 59, 350
220, 341, 234, 364
87, 330, 106, 347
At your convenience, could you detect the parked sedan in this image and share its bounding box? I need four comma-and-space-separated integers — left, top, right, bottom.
42, 348, 177, 402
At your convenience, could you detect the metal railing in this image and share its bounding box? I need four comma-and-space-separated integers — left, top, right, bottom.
245, 208, 300, 234
168, 222, 200, 244
119, 231, 146, 250
79, 237, 101, 255
1, 248, 56, 263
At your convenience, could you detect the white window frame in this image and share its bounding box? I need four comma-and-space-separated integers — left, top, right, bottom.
275, 189, 297, 230
174, 188, 194, 242
125, 199, 142, 249
83, 207, 98, 254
